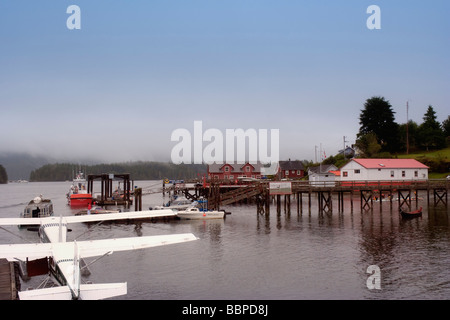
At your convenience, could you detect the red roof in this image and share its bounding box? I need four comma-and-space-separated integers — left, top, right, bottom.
352, 159, 428, 169
329, 170, 341, 176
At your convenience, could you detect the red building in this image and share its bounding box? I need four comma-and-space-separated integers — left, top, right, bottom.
207, 162, 264, 180
279, 160, 305, 179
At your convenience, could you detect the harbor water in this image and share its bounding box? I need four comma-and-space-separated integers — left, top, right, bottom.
0, 181, 449, 300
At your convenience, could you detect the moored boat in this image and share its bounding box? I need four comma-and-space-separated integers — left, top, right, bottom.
20, 195, 54, 226
67, 171, 92, 207
75, 207, 120, 215
176, 199, 225, 220
400, 207, 423, 219
153, 195, 193, 211
177, 207, 225, 220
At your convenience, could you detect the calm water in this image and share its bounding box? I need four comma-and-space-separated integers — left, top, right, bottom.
1, 181, 449, 300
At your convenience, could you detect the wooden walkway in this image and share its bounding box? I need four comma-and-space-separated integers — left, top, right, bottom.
0, 259, 20, 300
175, 179, 449, 213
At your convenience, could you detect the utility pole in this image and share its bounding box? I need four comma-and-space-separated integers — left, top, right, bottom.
315, 145, 318, 163
406, 101, 409, 154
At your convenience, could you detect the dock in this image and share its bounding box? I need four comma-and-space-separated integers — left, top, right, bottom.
87, 173, 134, 207
172, 179, 449, 214
0, 259, 20, 300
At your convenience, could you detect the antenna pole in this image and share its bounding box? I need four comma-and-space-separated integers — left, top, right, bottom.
406, 101, 409, 154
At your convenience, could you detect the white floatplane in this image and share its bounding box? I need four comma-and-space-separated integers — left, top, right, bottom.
0, 210, 198, 300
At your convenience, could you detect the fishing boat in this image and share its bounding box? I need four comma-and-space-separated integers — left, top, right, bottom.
400, 207, 423, 219
20, 195, 54, 226
176, 199, 225, 220
67, 171, 92, 207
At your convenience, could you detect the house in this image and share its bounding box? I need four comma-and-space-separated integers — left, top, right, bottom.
339, 159, 428, 182
309, 171, 337, 187
207, 162, 265, 180
279, 160, 305, 179
307, 164, 338, 176
338, 146, 355, 158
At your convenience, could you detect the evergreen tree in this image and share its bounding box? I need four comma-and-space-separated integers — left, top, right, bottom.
355, 132, 382, 158
0, 164, 8, 184
442, 115, 450, 138
417, 105, 446, 150
358, 97, 400, 153
399, 120, 419, 153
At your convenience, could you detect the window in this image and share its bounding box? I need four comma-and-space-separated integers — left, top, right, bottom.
390, 171, 394, 178
402, 171, 406, 178
229, 175, 234, 179
343, 171, 348, 177
245, 166, 251, 172
414, 171, 418, 178
285, 170, 289, 175
355, 169, 360, 174
224, 166, 229, 172
297, 170, 301, 175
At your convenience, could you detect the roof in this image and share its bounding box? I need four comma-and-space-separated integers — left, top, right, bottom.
208, 162, 265, 173
351, 159, 428, 169
308, 164, 338, 174
279, 160, 304, 170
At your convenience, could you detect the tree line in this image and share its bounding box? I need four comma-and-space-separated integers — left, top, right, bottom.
355, 97, 449, 157
29, 162, 207, 182
0, 164, 7, 184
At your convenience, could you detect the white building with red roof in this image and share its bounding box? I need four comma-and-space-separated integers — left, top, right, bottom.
340, 159, 429, 182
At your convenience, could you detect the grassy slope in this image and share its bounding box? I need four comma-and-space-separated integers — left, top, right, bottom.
397, 147, 450, 178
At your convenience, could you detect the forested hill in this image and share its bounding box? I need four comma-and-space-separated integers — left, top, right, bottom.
29, 162, 207, 182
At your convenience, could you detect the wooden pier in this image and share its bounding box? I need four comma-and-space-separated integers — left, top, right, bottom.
87, 173, 134, 207
0, 259, 20, 300
173, 179, 449, 214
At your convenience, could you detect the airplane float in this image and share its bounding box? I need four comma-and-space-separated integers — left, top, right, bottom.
0, 210, 198, 300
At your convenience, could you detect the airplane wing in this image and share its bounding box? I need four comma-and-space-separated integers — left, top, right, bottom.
77, 233, 198, 258
0, 233, 198, 261
0, 217, 48, 226
0, 242, 53, 261
0, 210, 176, 226
63, 209, 176, 224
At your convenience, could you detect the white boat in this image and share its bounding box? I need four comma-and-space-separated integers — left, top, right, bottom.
176, 199, 225, 220
153, 196, 193, 211
177, 207, 225, 220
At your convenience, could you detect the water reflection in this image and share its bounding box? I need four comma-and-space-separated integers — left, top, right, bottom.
1, 181, 449, 299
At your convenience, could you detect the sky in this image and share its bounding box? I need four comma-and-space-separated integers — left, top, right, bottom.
0, 0, 449, 164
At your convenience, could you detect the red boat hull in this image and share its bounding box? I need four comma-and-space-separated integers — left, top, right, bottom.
69, 194, 93, 207
400, 207, 423, 219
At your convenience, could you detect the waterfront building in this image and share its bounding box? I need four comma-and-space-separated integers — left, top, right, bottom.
339, 158, 429, 182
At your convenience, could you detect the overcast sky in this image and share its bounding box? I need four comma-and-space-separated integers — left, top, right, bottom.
1, 1, 449, 164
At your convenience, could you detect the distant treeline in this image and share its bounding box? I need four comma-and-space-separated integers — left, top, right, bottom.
29, 162, 207, 182
0, 164, 8, 184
